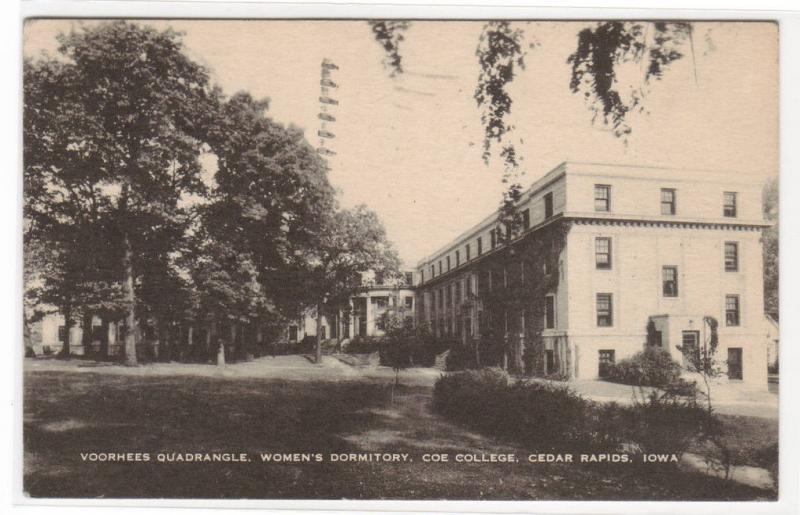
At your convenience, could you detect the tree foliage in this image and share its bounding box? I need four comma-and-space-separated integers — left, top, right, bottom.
568, 21, 692, 138
762, 176, 779, 316
367, 21, 410, 77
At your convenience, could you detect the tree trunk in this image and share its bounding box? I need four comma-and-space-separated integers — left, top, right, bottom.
315, 303, 323, 364
121, 233, 138, 366
99, 317, 110, 358
60, 303, 72, 358
187, 325, 194, 360
230, 323, 237, 361
206, 318, 216, 362
81, 311, 93, 357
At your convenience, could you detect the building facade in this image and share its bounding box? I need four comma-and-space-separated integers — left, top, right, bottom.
284, 271, 416, 343
415, 162, 773, 389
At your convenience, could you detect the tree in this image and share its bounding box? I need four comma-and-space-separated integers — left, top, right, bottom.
206, 92, 337, 313
762, 177, 779, 317
300, 205, 402, 364
24, 21, 218, 365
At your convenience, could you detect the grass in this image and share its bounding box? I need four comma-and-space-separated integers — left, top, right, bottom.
24, 366, 776, 500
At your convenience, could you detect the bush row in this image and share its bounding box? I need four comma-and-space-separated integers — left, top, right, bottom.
604, 346, 682, 387
433, 368, 714, 457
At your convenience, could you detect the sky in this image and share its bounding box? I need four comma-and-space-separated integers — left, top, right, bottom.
24, 20, 778, 268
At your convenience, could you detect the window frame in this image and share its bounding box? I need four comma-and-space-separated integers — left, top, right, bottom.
596, 293, 613, 327
544, 192, 554, 219
544, 294, 556, 330
662, 266, 679, 297
660, 188, 676, 215
595, 237, 612, 270
594, 184, 611, 212
725, 294, 741, 326
723, 191, 737, 218
477, 237, 483, 256
522, 208, 530, 230
724, 242, 739, 272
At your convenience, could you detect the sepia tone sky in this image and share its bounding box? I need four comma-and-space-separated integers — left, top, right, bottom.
24, 20, 778, 267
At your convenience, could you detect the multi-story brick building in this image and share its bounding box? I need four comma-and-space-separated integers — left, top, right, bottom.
414, 162, 773, 389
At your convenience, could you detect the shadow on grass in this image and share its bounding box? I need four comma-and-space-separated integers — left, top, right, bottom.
24, 370, 777, 500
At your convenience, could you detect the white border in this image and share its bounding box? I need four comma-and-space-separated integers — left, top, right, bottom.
6, 1, 800, 514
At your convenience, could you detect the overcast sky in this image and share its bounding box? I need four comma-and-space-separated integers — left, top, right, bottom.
24, 20, 778, 267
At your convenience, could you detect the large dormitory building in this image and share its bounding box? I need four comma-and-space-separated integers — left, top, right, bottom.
413, 162, 774, 389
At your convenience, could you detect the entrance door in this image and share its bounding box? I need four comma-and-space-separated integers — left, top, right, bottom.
681, 331, 700, 367
598, 349, 615, 378
727, 348, 743, 380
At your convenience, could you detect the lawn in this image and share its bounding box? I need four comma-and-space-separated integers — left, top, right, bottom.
23, 365, 776, 500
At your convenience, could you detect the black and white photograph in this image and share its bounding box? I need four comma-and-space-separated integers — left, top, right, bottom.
20, 16, 781, 504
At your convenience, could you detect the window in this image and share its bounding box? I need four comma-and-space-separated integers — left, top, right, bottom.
456, 250, 460, 267
431, 291, 437, 313
725, 242, 739, 272
404, 272, 413, 285
58, 325, 66, 343
543, 258, 553, 276
465, 244, 471, 261
439, 288, 444, 309
430, 265, 435, 278
662, 266, 678, 297
455, 281, 461, 305
596, 293, 613, 327
594, 185, 610, 212
726, 295, 740, 326
477, 237, 483, 255
723, 192, 737, 218
447, 284, 453, 308
288, 325, 298, 342
490, 229, 497, 250
438, 260, 442, 275
544, 192, 554, 219
446, 256, 451, 271
373, 296, 388, 308
466, 275, 473, 296
404, 296, 413, 309
522, 208, 530, 229
598, 350, 615, 378
420, 269, 425, 283
660, 188, 676, 215
544, 295, 556, 329
595, 237, 612, 270
320, 326, 326, 339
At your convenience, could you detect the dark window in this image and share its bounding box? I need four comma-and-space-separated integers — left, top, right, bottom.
544, 295, 555, 329
58, 325, 66, 343
522, 208, 530, 229
595, 237, 611, 269
465, 244, 471, 261
320, 326, 326, 339
727, 348, 743, 380
404, 296, 413, 309
466, 275, 473, 296
456, 250, 460, 267
375, 271, 385, 285
544, 192, 554, 219
405, 272, 413, 285
431, 264, 435, 278
477, 237, 483, 255
726, 295, 740, 326
438, 261, 442, 275
724, 192, 737, 218
661, 188, 676, 215
598, 350, 615, 378
490, 229, 497, 249
431, 291, 437, 313
439, 289, 444, 309
288, 325, 298, 342
596, 294, 613, 327
447, 256, 451, 271
662, 266, 678, 297
420, 269, 424, 283
545, 350, 555, 374
447, 284, 453, 308
725, 242, 739, 272
594, 185, 610, 212
543, 259, 553, 276
455, 281, 461, 305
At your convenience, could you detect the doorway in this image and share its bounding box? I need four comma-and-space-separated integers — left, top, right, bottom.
727, 348, 743, 380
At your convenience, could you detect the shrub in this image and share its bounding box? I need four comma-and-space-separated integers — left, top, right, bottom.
443, 342, 478, 371
344, 335, 383, 354
433, 370, 596, 450
605, 346, 682, 387
623, 388, 716, 458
